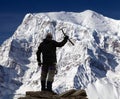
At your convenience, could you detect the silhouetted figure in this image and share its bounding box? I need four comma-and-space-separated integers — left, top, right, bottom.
36, 33, 68, 92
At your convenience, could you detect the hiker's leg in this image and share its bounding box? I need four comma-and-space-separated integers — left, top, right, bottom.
41, 66, 48, 91
47, 65, 56, 91
41, 81, 46, 91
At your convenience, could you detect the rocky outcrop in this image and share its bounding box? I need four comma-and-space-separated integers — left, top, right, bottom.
18, 89, 87, 99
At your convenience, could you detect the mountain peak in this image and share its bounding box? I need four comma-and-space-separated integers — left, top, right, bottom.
80, 10, 104, 20
82, 10, 97, 15
0, 10, 120, 99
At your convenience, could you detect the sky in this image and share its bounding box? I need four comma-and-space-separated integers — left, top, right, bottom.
0, 0, 120, 45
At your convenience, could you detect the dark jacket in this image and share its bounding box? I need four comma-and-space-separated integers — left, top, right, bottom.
36, 36, 68, 65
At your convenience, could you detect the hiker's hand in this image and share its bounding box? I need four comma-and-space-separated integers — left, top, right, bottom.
55, 69, 58, 75
38, 62, 42, 67
64, 35, 69, 40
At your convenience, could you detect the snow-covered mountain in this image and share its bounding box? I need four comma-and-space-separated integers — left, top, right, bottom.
0, 10, 120, 99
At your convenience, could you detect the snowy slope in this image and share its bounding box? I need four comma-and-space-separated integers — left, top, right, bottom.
0, 10, 120, 99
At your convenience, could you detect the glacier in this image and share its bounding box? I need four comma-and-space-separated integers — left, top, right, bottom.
0, 10, 120, 99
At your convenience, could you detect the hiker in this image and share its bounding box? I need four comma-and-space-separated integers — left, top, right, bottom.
36, 33, 69, 92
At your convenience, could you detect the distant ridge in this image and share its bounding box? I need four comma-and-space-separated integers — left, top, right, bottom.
0, 10, 120, 99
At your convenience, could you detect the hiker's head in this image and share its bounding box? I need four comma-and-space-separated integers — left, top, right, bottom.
46, 33, 52, 40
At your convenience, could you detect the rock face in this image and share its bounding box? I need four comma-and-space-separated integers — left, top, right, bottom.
18, 89, 87, 99
1, 10, 120, 99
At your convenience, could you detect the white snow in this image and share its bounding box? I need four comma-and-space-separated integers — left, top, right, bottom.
0, 10, 120, 99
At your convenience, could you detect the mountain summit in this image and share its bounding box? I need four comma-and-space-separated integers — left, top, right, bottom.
0, 10, 120, 99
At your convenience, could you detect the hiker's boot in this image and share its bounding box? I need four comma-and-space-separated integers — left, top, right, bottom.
47, 81, 57, 95
41, 81, 46, 91
47, 81, 52, 92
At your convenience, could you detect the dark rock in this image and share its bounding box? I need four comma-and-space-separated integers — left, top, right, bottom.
18, 89, 88, 99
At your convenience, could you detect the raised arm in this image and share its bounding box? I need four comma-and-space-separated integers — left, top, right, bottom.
54, 36, 69, 47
